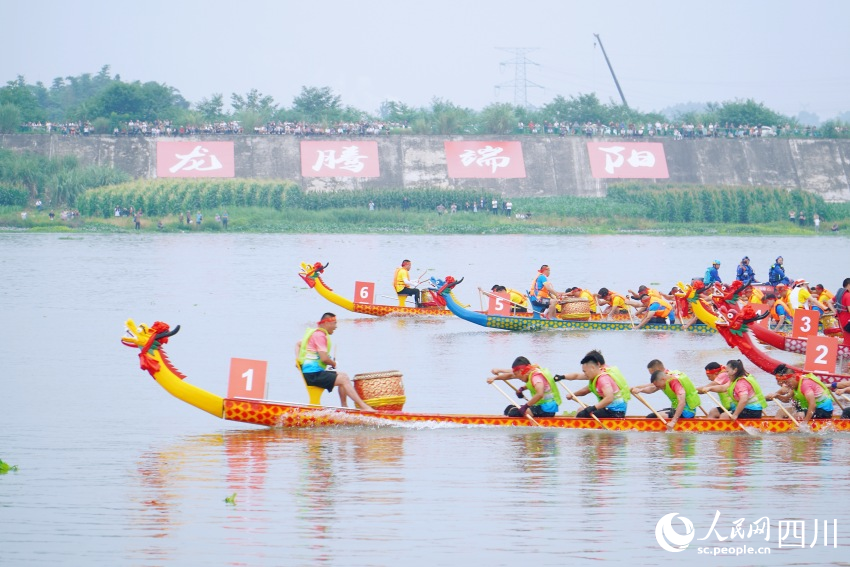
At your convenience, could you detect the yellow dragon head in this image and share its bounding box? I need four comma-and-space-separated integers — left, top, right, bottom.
122, 319, 185, 379
298, 261, 331, 290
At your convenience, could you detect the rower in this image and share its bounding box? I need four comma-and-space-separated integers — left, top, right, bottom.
696, 362, 732, 419
490, 284, 529, 313
488, 356, 561, 418
597, 287, 630, 321
720, 359, 767, 420
634, 293, 675, 329
767, 363, 835, 423
632, 360, 701, 428
764, 293, 794, 330
558, 350, 629, 418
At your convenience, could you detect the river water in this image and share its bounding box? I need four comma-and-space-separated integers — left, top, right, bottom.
2, 232, 849, 566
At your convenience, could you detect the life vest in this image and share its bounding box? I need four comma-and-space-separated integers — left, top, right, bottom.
393, 267, 409, 293
792, 373, 833, 411
769, 299, 794, 321
529, 272, 550, 300
715, 374, 733, 410
662, 372, 701, 411
607, 292, 627, 311
726, 373, 767, 410
647, 296, 673, 318
296, 328, 332, 370
523, 365, 562, 407
768, 264, 785, 284
506, 288, 529, 308
589, 365, 631, 403
750, 288, 764, 304
578, 289, 598, 312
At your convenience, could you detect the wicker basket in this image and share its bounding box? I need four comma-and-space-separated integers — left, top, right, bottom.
353, 370, 406, 411
557, 298, 591, 320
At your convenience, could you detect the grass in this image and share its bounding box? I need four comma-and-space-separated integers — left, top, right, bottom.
0, 205, 842, 236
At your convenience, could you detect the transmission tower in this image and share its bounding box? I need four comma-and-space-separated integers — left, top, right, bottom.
495, 47, 544, 108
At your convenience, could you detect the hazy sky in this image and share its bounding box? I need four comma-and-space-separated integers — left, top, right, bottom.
3, 0, 849, 120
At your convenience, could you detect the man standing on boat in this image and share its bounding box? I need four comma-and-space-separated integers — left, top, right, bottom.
488, 356, 560, 418
558, 350, 629, 418
735, 257, 755, 284
768, 256, 790, 286
704, 260, 722, 286
394, 259, 421, 307
295, 313, 373, 411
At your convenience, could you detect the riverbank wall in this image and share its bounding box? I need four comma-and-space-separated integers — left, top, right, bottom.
2, 134, 849, 201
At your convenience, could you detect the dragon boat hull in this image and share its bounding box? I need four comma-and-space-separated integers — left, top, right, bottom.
748, 322, 850, 357
438, 279, 715, 333
224, 398, 849, 432
122, 319, 849, 433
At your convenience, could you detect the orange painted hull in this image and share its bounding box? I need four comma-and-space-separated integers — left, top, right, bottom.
223, 399, 850, 432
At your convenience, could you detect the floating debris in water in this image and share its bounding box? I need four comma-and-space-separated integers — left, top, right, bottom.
224, 493, 237, 505
0, 458, 18, 474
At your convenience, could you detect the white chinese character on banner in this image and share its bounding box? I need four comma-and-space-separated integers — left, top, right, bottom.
312, 146, 367, 173
169, 145, 223, 173
627, 150, 656, 168
459, 146, 510, 173
598, 146, 656, 174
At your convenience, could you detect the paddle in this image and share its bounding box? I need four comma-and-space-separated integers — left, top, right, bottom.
703, 392, 759, 436
490, 382, 540, 426
827, 389, 845, 411
632, 392, 669, 426
843, 393, 850, 405
773, 399, 809, 432
557, 382, 610, 430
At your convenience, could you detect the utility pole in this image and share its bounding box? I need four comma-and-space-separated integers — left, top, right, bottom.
593, 33, 628, 109
495, 47, 544, 109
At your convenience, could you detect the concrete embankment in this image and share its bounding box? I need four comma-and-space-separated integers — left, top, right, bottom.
2, 134, 849, 201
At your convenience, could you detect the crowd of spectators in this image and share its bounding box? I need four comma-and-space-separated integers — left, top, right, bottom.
18, 119, 838, 139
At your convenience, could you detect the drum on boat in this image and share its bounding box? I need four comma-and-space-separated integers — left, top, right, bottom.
557, 298, 591, 320
822, 314, 841, 336
353, 370, 406, 411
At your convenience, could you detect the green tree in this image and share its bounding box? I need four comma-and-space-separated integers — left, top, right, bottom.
716, 99, 788, 126
291, 86, 342, 122
0, 103, 22, 133
196, 93, 225, 121
479, 103, 518, 134
230, 88, 277, 118
542, 93, 607, 124
0, 76, 46, 122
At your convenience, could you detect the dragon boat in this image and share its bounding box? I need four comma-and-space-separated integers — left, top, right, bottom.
748, 320, 849, 358
686, 283, 849, 385
434, 276, 716, 333
121, 319, 850, 432
299, 261, 455, 317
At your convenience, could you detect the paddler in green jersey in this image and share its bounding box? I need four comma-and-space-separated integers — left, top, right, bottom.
632, 362, 701, 429
696, 362, 733, 419
558, 349, 630, 418
488, 356, 561, 418
768, 363, 835, 422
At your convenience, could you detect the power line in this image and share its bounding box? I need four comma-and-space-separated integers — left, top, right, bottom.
495, 47, 544, 109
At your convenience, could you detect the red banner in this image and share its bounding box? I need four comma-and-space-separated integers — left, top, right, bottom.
444, 141, 526, 178
587, 142, 669, 178
301, 141, 380, 177
156, 141, 235, 178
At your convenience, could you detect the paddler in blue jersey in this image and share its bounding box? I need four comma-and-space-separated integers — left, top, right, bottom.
488, 356, 561, 418
558, 349, 629, 418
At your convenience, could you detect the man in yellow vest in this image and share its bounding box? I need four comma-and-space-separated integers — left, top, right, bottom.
295, 313, 373, 411
393, 259, 421, 307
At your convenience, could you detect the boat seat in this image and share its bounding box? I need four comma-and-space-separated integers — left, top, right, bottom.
397, 294, 408, 307
296, 363, 324, 405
